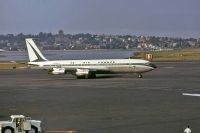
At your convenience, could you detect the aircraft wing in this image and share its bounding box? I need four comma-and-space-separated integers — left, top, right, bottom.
182, 93, 200, 97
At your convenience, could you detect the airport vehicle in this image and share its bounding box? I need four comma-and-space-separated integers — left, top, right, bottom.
25, 38, 157, 78
0, 115, 42, 133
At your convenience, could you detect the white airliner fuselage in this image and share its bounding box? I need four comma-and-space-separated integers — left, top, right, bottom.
26, 38, 156, 78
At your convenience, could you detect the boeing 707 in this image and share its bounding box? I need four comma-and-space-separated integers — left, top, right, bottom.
25, 38, 156, 79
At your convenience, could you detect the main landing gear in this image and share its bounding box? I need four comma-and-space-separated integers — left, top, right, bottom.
138, 73, 143, 78
76, 73, 96, 79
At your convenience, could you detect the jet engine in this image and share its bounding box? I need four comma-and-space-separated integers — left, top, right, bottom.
75, 69, 96, 78
75, 68, 90, 76
49, 68, 66, 75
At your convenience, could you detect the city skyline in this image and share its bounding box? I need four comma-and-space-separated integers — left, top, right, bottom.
0, 0, 200, 38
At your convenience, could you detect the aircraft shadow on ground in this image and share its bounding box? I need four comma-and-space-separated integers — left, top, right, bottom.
95, 74, 122, 79
47, 74, 122, 80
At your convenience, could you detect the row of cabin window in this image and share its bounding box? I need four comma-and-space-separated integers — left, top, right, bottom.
44, 62, 136, 67
43, 63, 144, 67
98, 61, 116, 64
82, 61, 116, 64
44, 62, 118, 67
44, 61, 117, 66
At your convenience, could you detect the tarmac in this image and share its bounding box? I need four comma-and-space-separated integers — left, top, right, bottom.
0, 62, 200, 133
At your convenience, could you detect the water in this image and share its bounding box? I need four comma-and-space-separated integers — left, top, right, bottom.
0, 50, 135, 61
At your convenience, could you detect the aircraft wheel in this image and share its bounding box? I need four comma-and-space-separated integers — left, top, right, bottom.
76, 75, 85, 79
90, 73, 96, 79
85, 74, 89, 79
138, 74, 142, 78
86, 72, 96, 79
30, 126, 38, 133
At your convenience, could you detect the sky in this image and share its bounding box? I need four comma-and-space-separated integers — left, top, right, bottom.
0, 0, 200, 38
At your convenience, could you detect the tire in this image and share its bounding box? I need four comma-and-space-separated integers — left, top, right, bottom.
138, 74, 142, 78
2, 127, 14, 133
27, 126, 38, 133
87, 72, 96, 79
90, 72, 96, 78
76, 75, 85, 79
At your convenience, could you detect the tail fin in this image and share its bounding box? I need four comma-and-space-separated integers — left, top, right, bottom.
25, 38, 48, 62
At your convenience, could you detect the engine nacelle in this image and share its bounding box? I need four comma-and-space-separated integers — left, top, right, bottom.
75, 69, 89, 76
49, 68, 65, 75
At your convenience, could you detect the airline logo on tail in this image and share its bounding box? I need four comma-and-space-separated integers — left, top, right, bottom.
25, 38, 48, 62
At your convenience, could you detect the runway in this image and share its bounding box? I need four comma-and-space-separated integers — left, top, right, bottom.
0, 62, 200, 133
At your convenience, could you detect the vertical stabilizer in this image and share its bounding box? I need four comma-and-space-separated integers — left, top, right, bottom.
25, 38, 48, 62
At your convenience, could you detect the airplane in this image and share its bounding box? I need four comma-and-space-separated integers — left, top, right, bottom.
25, 38, 157, 79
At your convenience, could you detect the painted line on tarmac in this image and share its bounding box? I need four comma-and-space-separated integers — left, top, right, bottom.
182, 93, 200, 97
